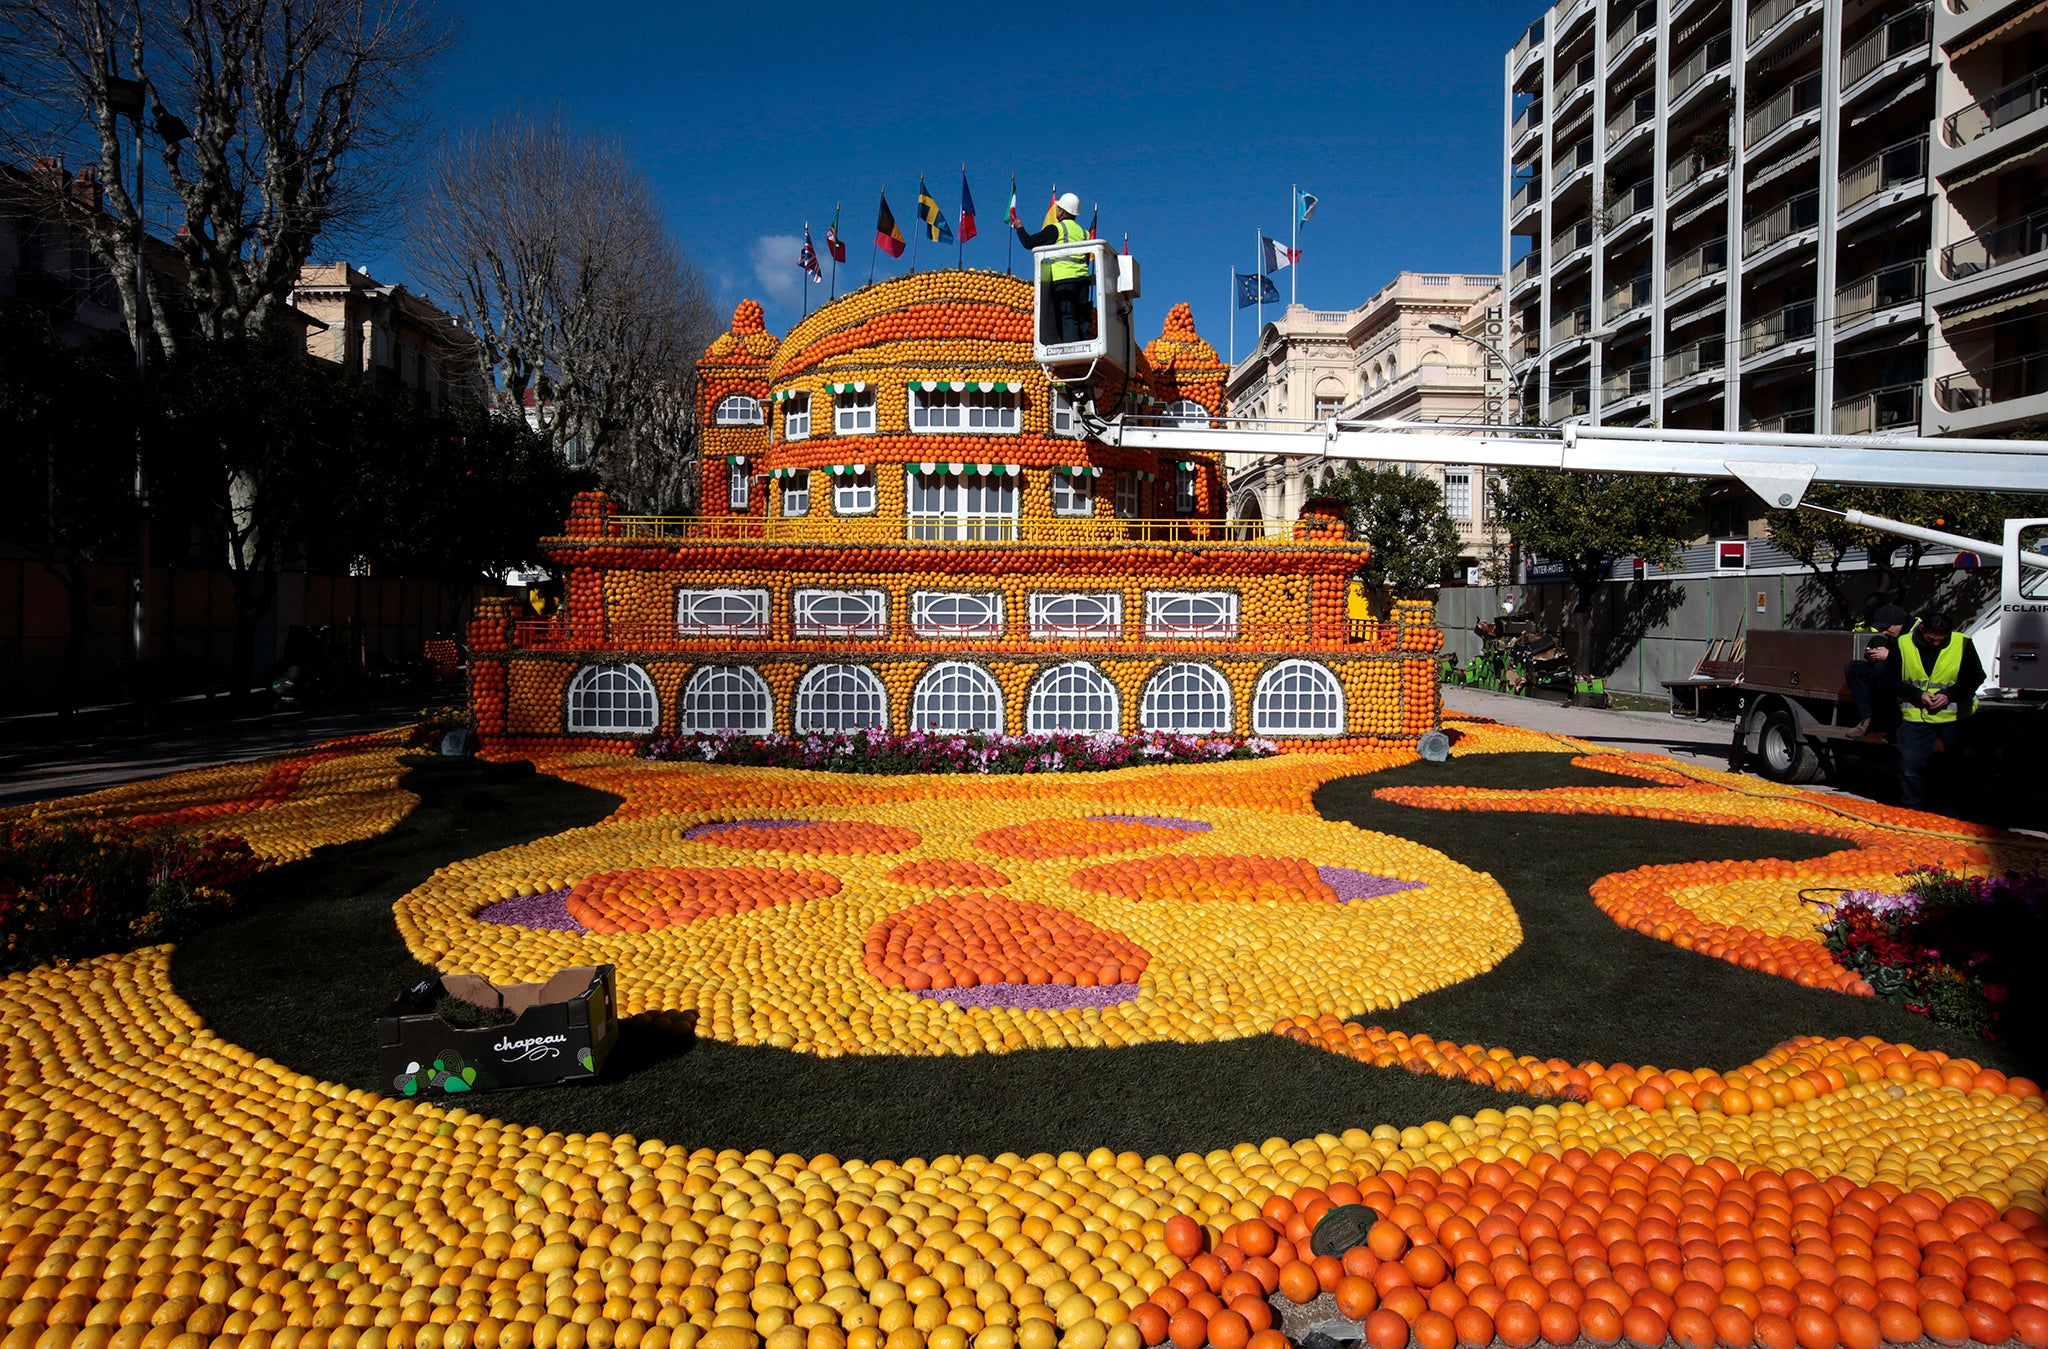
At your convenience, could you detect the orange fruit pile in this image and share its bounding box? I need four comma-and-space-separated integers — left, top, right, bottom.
862, 893, 1150, 991
977, 818, 1203, 862
565, 865, 842, 933
1071, 855, 1338, 905
693, 820, 924, 855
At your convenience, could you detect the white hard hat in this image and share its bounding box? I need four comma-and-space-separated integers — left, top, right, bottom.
1057, 192, 1080, 215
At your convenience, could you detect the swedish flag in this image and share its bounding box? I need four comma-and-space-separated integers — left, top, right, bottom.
916, 175, 953, 244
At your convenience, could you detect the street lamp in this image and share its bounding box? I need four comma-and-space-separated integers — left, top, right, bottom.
104, 72, 188, 676
1427, 321, 1531, 425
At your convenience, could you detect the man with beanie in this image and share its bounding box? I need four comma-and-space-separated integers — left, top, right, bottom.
1884, 614, 1983, 809
1015, 192, 1094, 344
1845, 603, 1912, 737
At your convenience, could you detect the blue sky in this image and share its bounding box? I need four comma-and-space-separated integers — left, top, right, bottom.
394, 0, 1544, 354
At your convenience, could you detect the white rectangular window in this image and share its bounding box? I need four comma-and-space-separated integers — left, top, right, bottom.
1174, 464, 1197, 514
1029, 592, 1122, 640
1114, 472, 1142, 519
782, 471, 810, 517
1145, 591, 1240, 640
835, 389, 875, 435
784, 393, 811, 441
1443, 470, 1472, 521
911, 591, 1004, 638
677, 588, 770, 637
1051, 472, 1093, 517
1051, 387, 1079, 437
729, 462, 750, 511
907, 471, 1019, 541
909, 386, 1021, 434
793, 588, 887, 638
833, 470, 875, 515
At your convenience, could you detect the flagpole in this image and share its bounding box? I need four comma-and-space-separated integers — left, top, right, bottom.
869, 188, 880, 287
1228, 267, 1235, 369
1290, 185, 1298, 308
1254, 229, 1262, 339
802, 223, 811, 319
832, 203, 840, 299
957, 164, 964, 270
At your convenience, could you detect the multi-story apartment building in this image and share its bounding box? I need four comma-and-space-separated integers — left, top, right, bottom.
292, 263, 480, 408
1224, 273, 1511, 579
1504, 0, 2045, 438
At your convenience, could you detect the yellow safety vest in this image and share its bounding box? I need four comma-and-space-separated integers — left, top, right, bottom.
1044, 217, 1091, 282
1899, 633, 1970, 724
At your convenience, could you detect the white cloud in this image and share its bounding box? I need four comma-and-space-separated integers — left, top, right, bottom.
749, 234, 809, 310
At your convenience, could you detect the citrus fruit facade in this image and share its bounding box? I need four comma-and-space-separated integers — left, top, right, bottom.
466, 273, 1444, 753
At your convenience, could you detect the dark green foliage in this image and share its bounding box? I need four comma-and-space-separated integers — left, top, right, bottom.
1319, 465, 1465, 616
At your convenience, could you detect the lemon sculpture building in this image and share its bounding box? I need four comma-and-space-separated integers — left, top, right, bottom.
467, 271, 1444, 750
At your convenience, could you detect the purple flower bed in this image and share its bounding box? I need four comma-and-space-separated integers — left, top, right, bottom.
1317, 866, 1425, 903
916, 981, 1139, 1010
639, 729, 1280, 775
475, 887, 587, 933
1089, 814, 1212, 833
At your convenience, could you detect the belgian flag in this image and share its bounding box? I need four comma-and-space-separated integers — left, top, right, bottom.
875, 190, 906, 258
916, 175, 953, 244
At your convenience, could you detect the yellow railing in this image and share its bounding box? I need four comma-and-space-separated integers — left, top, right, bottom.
604, 516, 1351, 547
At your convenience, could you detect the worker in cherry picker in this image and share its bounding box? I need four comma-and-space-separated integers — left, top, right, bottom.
1015, 192, 1095, 344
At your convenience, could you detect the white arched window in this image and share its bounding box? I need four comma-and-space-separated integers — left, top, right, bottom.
794, 664, 888, 733
1145, 591, 1240, 639
713, 394, 764, 426
911, 662, 1003, 733
1140, 663, 1232, 734
1027, 591, 1122, 640
682, 666, 772, 733
1253, 660, 1345, 736
911, 591, 1004, 638
1026, 662, 1119, 734
793, 588, 888, 638
566, 664, 659, 733
677, 588, 769, 637
1163, 399, 1209, 428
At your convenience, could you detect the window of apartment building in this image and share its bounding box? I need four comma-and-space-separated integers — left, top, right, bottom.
1114, 471, 1142, 519
833, 468, 875, 515
728, 461, 751, 511
1052, 471, 1093, 517
908, 385, 1021, 433
713, 394, 763, 426
783, 393, 811, 440
907, 470, 1019, 541
782, 471, 810, 517
835, 388, 875, 434
676, 588, 770, 637
910, 591, 1004, 639
793, 589, 888, 638
1443, 470, 1472, 522
1028, 592, 1122, 640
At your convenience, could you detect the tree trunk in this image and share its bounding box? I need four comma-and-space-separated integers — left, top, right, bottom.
48, 561, 91, 719
1570, 569, 1601, 677
228, 567, 277, 702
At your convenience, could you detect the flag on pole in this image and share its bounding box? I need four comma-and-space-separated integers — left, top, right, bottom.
799, 226, 823, 283
1235, 272, 1279, 308
915, 175, 953, 243
825, 205, 847, 263
1007, 175, 1022, 228
1042, 190, 1060, 227
958, 171, 978, 242
1087, 204, 1098, 240
1259, 234, 1301, 273
1297, 192, 1319, 226
875, 191, 906, 258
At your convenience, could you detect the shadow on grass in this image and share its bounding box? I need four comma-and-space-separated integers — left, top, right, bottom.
1314, 752, 2030, 1075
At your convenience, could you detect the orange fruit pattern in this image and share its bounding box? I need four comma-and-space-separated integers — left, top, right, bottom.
687, 818, 923, 854
563, 865, 841, 934
976, 816, 1203, 861
862, 893, 1150, 991
887, 858, 1013, 888
1072, 854, 1339, 904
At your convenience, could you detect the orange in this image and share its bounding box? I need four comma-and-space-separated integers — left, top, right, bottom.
1918, 1301, 1968, 1346
1453, 1307, 1495, 1347
1206, 1311, 1250, 1349
1336, 1277, 1379, 1321
1278, 1262, 1319, 1306
1129, 1305, 1168, 1347
1414, 1311, 1456, 1349
1164, 1217, 1206, 1262
1167, 1309, 1207, 1349
1363, 1310, 1411, 1349
1370, 1223, 1413, 1262
1496, 1302, 1540, 1349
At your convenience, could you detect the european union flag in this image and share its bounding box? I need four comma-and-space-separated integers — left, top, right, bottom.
1235, 271, 1279, 308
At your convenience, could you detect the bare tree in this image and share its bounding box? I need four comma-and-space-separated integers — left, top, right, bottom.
1, 0, 450, 358
411, 110, 719, 512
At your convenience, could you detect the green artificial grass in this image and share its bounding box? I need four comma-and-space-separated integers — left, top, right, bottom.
1315, 752, 2029, 1075
171, 747, 2024, 1160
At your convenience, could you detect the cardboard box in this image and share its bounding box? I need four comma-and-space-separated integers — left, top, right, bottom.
380, 965, 618, 1097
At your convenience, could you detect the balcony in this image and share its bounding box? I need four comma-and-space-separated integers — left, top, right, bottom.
1748, 0, 1817, 48
1511, 251, 1543, 290
1517, 329, 1544, 360
1941, 206, 2048, 279
1551, 218, 1595, 261
605, 515, 1350, 549
1937, 352, 2048, 412
1665, 335, 1727, 383
1742, 299, 1817, 358
1607, 90, 1657, 151
1835, 259, 1925, 324
1838, 136, 1927, 215
1671, 33, 1733, 104
1557, 137, 1597, 188
1842, 7, 1929, 94
1513, 18, 1545, 72
1669, 145, 1731, 193
1511, 177, 1543, 219
1745, 73, 1823, 148
1667, 240, 1729, 294
1832, 382, 1923, 435
1549, 305, 1594, 346
1603, 274, 1654, 323
1943, 66, 2048, 148
1555, 54, 1596, 108
1745, 409, 1817, 433
1743, 189, 1820, 256
1600, 359, 1653, 403
1609, 3, 1657, 56
1602, 179, 1657, 235
1547, 386, 1592, 421
1512, 100, 1544, 148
